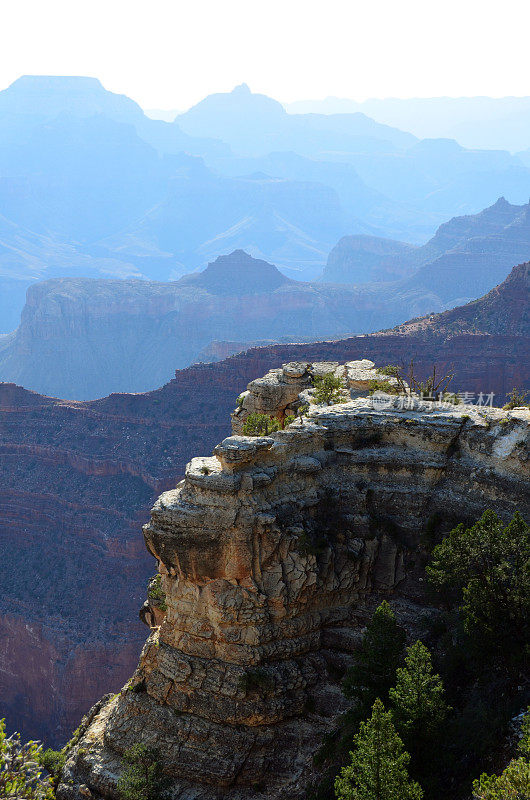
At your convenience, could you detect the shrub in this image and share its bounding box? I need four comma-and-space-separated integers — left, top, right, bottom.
368, 379, 400, 396
312, 374, 347, 406
379, 362, 455, 400
503, 387, 530, 410
0, 719, 54, 799
117, 743, 170, 800
242, 413, 281, 436
147, 575, 167, 612
238, 668, 273, 694
283, 414, 296, 427
39, 747, 66, 785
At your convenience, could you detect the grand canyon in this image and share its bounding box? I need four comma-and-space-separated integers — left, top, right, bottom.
1, 10, 530, 798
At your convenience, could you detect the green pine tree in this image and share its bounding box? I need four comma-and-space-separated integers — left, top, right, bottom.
426, 510, 529, 668
312, 373, 347, 406
389, 641, 449, 796
343, 601, 406, 716
390, 641, 449, 740
472, 707, 530, 799
335, 699, 423, 800
117, 743, 170, 800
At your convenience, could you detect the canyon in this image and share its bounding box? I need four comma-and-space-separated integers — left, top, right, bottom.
3, 221, 529, 399
56, 359, 530, 800
0, 263, 528, 746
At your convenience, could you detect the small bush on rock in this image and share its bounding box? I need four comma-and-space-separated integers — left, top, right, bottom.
242, 413, 281, 436
312, 374, 347, 406
147, 575, 167, 612
503, 387, 530, 410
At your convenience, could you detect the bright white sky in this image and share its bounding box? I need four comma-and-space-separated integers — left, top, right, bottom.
1, 0, 529, 110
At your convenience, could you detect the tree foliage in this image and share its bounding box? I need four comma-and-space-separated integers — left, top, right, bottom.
343, 601, 406, 716
335, 699, 423, 800
472, 707, 530, 799
117, 743, 170, 800
426, 510, 530, 666
312, 373, 347, 406
241, 413, 281, 436
390, 641, 449, 740
503, 388, 530, 410
0, 719, 54, 799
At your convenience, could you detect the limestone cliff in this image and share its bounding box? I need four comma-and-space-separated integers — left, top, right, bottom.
57, 360, 529, 800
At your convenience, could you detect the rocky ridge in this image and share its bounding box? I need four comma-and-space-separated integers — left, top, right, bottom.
58, 360, 530, 800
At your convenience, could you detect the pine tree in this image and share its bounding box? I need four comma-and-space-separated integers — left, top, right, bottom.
343, 601, 406, 716
390, 641, 449, 741
389, 640, 449, 795
426, 510, 530, 668
335, 699, 423, 800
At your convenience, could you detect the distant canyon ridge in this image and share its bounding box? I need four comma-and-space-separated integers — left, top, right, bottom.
1, 196, 530, 399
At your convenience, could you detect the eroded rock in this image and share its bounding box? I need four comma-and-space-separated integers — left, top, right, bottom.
58, 362, 530, 800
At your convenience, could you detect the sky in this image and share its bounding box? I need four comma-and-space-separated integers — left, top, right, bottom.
1, 0, 529, 111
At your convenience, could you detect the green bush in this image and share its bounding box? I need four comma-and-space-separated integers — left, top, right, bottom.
117, 743, 170, 800
147, 575, 167, 612
238, 668, 273, 694
242, 413, 281, 436
0, 719, 54, 799
368, 379, 400, 396
312, 374, 347, 406
503, 387, 530, 410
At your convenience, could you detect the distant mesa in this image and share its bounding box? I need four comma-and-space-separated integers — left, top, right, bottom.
178, 250, 293, 295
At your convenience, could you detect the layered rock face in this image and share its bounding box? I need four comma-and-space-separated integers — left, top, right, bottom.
1, 295, 528, 746
58, 361, 529, 800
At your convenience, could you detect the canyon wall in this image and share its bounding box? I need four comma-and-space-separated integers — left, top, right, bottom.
1, 267, 528, 746
57, 360, 530, 800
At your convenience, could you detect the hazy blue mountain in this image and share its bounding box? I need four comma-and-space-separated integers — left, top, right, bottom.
323, 236, 418, 283
206, 150, 442, 243
287, 95, 530, 152
96, 165, 348, 279
178, 83, 416, 157
0, 75, 227, 159
324, 197, 530, 307
1, 76, 530, 332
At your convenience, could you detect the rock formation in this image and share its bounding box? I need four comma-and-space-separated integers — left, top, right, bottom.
1, 263, 528, 745
323, 198, 530, 307
57, 360, 529, 800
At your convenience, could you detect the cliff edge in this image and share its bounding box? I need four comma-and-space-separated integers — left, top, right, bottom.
57, 360, 529, 800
